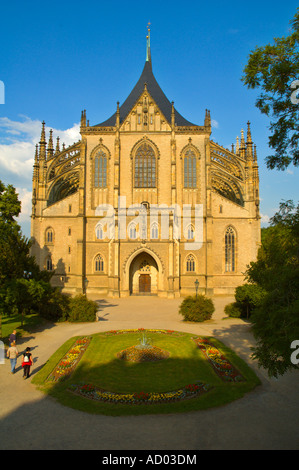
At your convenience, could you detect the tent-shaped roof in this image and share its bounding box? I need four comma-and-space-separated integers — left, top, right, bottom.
94, 35, 197, 127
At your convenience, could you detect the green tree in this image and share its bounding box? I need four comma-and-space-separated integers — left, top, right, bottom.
0, 181, 21, 224
235, 284, 266, 319
242, 8, 299, 170
246, 200, 299, 377
0, 180, 53, 336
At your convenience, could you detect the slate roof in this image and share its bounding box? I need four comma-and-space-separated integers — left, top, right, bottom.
94, 59, 197, 127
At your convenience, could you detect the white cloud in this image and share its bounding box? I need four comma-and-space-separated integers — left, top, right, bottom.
0, 116, 80, 181
16, 187, 32, 225
211, 119, 219, 129
0, 116, 81, 236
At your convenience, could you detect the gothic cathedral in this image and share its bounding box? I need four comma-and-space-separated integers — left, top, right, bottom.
30, 30, 261, 298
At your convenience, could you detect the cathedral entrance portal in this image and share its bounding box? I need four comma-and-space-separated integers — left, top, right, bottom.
129, 252, 158, 295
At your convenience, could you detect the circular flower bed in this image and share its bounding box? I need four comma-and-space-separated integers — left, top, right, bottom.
116, 345, 170, 362
32, 329, 260, 415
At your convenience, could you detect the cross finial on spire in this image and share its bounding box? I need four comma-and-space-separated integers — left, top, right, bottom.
146, 22, 151, 64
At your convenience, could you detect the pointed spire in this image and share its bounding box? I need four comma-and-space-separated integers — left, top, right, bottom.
240, 129, 245, 147
39, 121, 46, 160
240, 129, 246, 158
81, 109, 86, 127
204, 109, 211, 128
146, 22, 151, 65
34, 144, 39, 163
171, 101, 175, 128
231, 143, 235, 154
246, 121, 252, 144
55, 136, 60, 154
32, 144, 39, 181
246, 121, 253, 159
47, 129, 54, 159
116, 101, 120, 127
40, 120, 46, 143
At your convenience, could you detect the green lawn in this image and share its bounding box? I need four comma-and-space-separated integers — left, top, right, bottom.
33, 330, 261, 416
1, 313, 48, 344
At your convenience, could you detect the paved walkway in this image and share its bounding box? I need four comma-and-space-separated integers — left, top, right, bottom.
1, 296, 298, 450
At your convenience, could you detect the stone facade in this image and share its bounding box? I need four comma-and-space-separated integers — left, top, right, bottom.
30, 33, 261, 298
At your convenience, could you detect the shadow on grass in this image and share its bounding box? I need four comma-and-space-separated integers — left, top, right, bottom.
32, 331, 261, 417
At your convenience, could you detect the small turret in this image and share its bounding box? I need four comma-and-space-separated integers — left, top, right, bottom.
55, 136, 60, 155
33, 144, 39, 181
239, 129, 246, 159
171, 101, 175, 128
47, 129, 54, 159
246, 121, 253, 159
116, 101, 120, 127
81, 109, 86, 127
39, 121, 47, 161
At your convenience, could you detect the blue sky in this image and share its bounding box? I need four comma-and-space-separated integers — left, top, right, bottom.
0, 0, 298, 237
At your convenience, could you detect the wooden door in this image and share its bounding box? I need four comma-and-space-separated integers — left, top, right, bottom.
139, 274, 151, 293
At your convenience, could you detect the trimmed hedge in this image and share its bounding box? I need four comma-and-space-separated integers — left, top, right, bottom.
224, 302, 241, 318
179, 295, 215, 322
68, 294, 97, 322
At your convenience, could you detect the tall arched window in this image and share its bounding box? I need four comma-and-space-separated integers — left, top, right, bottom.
45, 228, 54, 244
46, 257, 53, 271
225, 226, 236, 272
186, 254, 195, 272
94, 150, 107, 188
95, 254, 104, 272
134, 143, 156, 188
184, 148, 197, 188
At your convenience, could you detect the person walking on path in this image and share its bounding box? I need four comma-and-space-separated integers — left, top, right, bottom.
21, 347, 33, 379
7, 341, 19, 374
9, 330, 17, 346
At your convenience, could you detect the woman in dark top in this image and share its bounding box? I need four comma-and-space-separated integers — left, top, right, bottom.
22, 347, 33, 379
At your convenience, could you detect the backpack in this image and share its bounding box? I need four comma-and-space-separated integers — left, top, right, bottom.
24, 354, 30, 363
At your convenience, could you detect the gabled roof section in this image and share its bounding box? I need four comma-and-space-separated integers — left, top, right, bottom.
94, 35, 197, 127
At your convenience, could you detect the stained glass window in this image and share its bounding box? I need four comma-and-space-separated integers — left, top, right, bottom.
186, 254, 195, 272
95, 254, 104, 272
94, 150, 107, 188
135, 143, 156, 188
184, 149, 197, 188
225, 227, 236, 272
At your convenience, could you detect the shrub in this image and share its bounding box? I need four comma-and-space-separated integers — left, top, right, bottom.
235, 284, 266, 319
179, 295, 215, 322
68, 294, 97, 322
40, 288, 70, 322
224, 302, 241, 318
